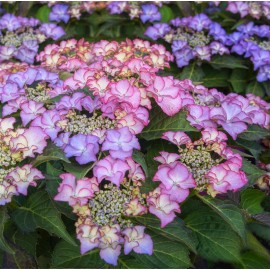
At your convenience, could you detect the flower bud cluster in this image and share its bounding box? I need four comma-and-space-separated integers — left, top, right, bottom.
54, 158, 152, 266
157, 129, 248, 196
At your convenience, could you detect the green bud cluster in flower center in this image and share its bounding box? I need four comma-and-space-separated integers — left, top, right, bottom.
0, 168, 14, 183
0, 28, 46, 47
26, 82, 51, 102
179, 145, 223, 190
193, 94, 220, 107
64, 110, 117, 135
173, 29, 211, 47
89, 182, 145, 229
0, 142, 22, 168
258, 40, 270, 51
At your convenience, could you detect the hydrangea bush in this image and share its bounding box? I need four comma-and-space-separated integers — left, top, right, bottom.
0, 1, 269, 269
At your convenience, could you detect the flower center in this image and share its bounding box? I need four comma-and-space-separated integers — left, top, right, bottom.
173, 29, 211, 47
89, 181, 146, 229
0, 28, 45, 47
63, 110, 117, 135
26, 82, 51, 102
179, 145, 223, 190
0, 141, 23, 168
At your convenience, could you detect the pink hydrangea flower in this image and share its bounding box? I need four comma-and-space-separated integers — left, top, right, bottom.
102, 127, 140, 160
147, 191, 180, 227
206, 163, 248, 193
162, 131, 191, 146
0, 117, 15, 133
154, 151, 180, 164
153, 161, 196, 191
54, 173, 99, 206
99, 225, 122, 266
31, 110, 64, 140
0, 182, 18, 205
187, 105, 217, 130
6, 165, 44, 195
201, 127, 228, 145
146, 76, 183, 116
122, 226, 153, 255
9, 127, 48, 158
125, 198, 147, 216
77, 224, 101, 254
20, 100, 46, 126
93, 155, 130, 186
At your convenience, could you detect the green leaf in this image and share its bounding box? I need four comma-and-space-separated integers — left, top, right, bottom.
238, 125, 270, 141
32, 142, 70, 167
12, 231, 37, 258
196, 195, 246, 240
11, 191, 77, 247
241, 189, 266, 215
248, 223, 270, 244
134, 234, 191, 268
134, 214, 197, 253
210, 55, 248, 70
0, 207, 14, 254
117, 256, 148, 268
245, 232, 270, 261
51, 240, 106, 268
160, 5, 174, 22
242, 159, 266, 185
140, 105, 197, 140
202, 69, 230, 88
238, 251, 270, 269
35, 5, 50, 22
229, 69, 248, 93
246, 81, 264, 97
63, 162, 93, 179
3, 241, 37, 268
132, 150, 148, 177
235, 138, 264, 159
179, 62, 204, 83
185, 208, 242, 263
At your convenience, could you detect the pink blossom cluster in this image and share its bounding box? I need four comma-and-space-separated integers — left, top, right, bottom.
36, 39, 95, 72
54, 158, 153, 265
0, 117, 48, 205
169, 80, 270, 139
37, 38, 173, 72
155, 128, 248, 197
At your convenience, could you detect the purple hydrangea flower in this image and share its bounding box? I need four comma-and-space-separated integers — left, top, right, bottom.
64, 134, 99, 164
39, 23, 66, 40
49, 4, 70, 23
144, 23, 171, 40
140, 4, 161, 23
102, 127, 140, 160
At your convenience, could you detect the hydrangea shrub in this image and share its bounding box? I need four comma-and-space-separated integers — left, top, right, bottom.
0, 1, 270, 269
